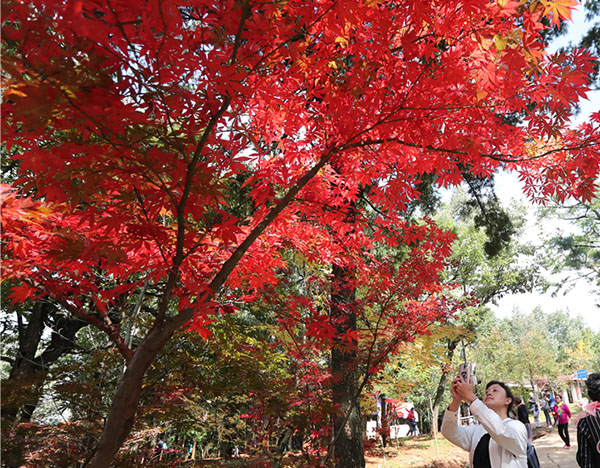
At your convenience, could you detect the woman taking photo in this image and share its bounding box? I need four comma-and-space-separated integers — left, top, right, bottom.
441, 376, 528, 468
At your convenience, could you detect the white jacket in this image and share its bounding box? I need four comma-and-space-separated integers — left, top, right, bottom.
441, 399, 527, 468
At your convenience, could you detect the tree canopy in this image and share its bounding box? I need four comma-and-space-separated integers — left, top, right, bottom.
2, 0, 600, 466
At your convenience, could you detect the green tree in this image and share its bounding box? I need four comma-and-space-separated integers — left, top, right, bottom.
471, 307, 597, 390
539, 190, 600, 303
423, 189, 543, 430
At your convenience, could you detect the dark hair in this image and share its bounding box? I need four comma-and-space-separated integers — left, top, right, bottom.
586, 374, 600, 402
514, 396, 522, 405
486, 380, 516, 418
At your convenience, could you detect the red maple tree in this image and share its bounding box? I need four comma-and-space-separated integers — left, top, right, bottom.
2, 0, 599, 466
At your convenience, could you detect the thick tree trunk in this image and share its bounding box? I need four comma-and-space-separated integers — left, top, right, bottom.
2, 302, 46, 429
23, 316, 87, 421
330, 263, 365, 468
3, 307, 87, 422
430, 339, 459, 434
87, 314, 189, 468
2, 302, 87, 467
1, 303, 46, 468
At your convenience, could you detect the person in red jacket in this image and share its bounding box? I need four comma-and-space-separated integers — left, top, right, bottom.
553, 394, 572, 448
407, 409, 418, 437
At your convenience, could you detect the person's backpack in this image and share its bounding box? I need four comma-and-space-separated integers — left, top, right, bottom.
527, 444, 541, 468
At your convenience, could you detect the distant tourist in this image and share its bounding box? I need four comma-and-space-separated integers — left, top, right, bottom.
515, 397, 533, 444
531, 402, 541, 428
407, 408, 418, 437
548, 391, 558, 426
553, 394, 572, 449
154, 438, 168, 460
540, 395, 552, 427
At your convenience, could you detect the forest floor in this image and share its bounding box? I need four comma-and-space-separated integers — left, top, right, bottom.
187, 423, 559, 467
187, 435, 468, 467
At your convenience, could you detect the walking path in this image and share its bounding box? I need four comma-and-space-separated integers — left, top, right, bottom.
535, 423, 579, 468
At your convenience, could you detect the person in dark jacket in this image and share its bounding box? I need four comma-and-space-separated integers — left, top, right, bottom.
515, 397, 533, 444
577, 373, 600, 468
540, 395, 552, 427
548, 391, 558, 426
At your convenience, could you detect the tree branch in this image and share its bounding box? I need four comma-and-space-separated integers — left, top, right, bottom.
343, 136, 600, 163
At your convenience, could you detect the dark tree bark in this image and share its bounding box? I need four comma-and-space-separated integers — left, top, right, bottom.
330, 263, 365, 468
2, 302, 87, 424
2, 302, 46, 428
1, 301, 87, 467
87, 313, 189, 468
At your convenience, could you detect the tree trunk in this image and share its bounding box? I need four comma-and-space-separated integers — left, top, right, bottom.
330, 263, 365, 468
3, 304, 88, 422
430, 339, 459, 434
2, 302, 46, 430
87, 314, 188, 468
23, 314, 87, 421
1, 303, 46, 468
2, 302, 87, 467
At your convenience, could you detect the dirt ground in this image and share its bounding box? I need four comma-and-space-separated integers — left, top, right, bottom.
188, 439, 467, 468
188, 426, 554, 467
363, 425, 555, 468
364, 435, 469, 468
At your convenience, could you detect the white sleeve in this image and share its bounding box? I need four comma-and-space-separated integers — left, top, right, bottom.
441, 407, 475, 452
469, 399, 527, 456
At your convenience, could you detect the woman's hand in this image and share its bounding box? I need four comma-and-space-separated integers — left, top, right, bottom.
450, 376, 462, 400
453, 376, 477, 404
448, 376, 463, 411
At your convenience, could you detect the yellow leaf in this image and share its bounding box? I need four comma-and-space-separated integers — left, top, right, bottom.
540, 0, 578, 27
335, 36, 349, 48
494, 34, 507, 51
4, 85, 28, 98
60, 85, 77, 99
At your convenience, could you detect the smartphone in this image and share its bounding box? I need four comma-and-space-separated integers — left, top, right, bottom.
458, 362, 471, 382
